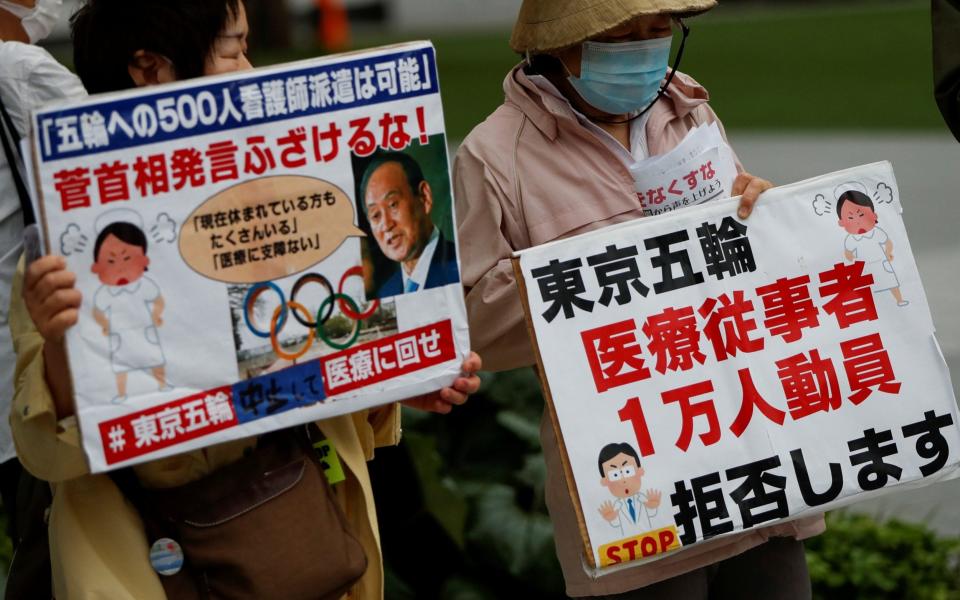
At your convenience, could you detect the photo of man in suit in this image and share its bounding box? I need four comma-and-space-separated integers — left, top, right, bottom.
359, 150, 460, 297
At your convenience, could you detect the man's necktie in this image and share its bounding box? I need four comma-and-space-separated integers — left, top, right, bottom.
627, 498, 636, 523
405, 279, 420, 293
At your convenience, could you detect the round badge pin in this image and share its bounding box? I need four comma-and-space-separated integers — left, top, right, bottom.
149, 537, 184, 576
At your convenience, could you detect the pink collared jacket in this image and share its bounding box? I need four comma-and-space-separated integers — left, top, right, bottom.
454, 64, 825, 597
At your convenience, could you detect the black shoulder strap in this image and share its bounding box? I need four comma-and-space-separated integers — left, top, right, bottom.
0, 93, 36, 226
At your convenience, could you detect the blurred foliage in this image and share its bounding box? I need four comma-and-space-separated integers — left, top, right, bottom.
369, 368, 566, 599
370, 370, 960, 599
323, 314, 354, 338
806, 512, 960, 600
243, 0, 941, 139
40, 1, 941, 137
0, 509, 11, 589
680, 1, 941, 131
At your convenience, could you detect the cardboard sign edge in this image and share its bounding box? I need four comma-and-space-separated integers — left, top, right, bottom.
511, 255, 596, 570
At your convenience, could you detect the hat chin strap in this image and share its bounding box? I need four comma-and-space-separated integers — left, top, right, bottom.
588, 17, 690, 125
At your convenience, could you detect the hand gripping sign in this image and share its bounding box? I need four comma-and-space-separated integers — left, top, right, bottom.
513, 161, 960, 573
29, 42, 469, 472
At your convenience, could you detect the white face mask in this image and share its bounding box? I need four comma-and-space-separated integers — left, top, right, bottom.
0, 0, 62, 43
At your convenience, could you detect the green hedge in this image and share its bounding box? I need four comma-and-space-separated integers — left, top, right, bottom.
806, 513, 960, 600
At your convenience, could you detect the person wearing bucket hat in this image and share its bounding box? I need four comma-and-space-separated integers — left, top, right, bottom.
455, 0, 823, 598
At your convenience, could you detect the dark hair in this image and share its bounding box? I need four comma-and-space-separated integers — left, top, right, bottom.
71, 0, 241, 94
597, 442, 640, 476
358, 151, 426, 214
525, 53, 565, 77
836, 190, 875, 217
94, 221, 148, 261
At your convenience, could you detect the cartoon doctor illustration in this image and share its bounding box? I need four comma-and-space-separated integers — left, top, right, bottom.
835, 183, 908, 307
90, 209, 170, 402
597, 442, 662, 538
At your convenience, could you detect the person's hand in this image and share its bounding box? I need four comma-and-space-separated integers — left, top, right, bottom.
401, 351, 482, 414
644, 489, 662, 509
733, 172, 774, 219
23, 256, 82, 343
599, 500, 618, 522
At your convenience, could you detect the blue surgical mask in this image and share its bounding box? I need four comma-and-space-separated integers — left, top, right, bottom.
567, 36, 673, 116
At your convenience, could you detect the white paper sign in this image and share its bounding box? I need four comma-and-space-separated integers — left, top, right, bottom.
29, 42, 470, 472
515, 161, 960, 572
630, 122, 738, 217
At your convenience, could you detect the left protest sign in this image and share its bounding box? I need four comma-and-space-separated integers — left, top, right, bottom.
28, 41, 470, 472
513, 161, 960, 573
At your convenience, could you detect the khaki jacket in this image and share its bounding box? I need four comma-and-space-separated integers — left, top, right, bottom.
9, 259, 400, 600
454, 64, 825, 596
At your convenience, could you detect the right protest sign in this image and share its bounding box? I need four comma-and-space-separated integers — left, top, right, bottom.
513, 161, 960, 572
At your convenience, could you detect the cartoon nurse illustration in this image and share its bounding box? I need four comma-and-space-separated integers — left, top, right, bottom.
90, 209, 170, 403
835, 183, 908, 307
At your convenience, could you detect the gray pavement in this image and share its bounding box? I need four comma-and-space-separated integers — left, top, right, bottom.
722, 131, 960, 535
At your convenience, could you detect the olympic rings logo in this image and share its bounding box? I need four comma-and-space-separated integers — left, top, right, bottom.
243, 266, 379, 360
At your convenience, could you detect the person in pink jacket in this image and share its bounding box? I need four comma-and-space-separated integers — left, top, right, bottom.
454, 0, 824, 598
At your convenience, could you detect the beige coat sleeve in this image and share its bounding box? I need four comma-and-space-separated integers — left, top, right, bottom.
8, 258, 90, 482
341, 401, 402, 463
364, 402, 402, 457
453, 142, 536, 373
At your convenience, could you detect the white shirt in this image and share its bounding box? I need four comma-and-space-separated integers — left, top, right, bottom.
528, 73, 653, 166
0, 41, 86, 462
401, 226, 439, 292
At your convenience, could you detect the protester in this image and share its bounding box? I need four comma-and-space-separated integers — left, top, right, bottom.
0, 2, 86, 596
0, 0, 61, 43
1, 0, 83, 511
0, 0, 79, 506
10, 1, 481, 597
360, 151, 460, 296
454, 0, 822, 597
933, 0, 960, 141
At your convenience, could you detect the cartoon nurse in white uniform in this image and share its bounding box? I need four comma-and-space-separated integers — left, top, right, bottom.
835, 183, 908, 307
90, 209, 170, 403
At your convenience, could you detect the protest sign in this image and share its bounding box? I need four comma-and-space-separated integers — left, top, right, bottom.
629, 122, 738, 217
29, 41, 469, 473
513, 161, 960, 572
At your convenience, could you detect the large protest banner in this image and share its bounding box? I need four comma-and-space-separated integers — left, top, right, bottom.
29, 42, 469, 472
513, 161, 960, 572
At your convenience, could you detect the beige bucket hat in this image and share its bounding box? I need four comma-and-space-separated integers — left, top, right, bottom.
510, 0, 717, 53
